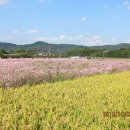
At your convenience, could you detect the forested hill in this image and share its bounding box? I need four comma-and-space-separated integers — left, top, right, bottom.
0, 41, 130, 54
0, 41, 85, 54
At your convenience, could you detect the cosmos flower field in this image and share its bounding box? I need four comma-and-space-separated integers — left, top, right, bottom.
0, 58, 130, 88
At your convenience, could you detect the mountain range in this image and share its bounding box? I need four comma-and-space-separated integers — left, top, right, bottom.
0, 41, 130, 54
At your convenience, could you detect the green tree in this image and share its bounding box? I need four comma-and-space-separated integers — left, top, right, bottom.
0, 49, 7, 58
15, 48, 26, 53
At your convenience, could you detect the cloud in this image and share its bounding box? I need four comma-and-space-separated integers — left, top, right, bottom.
81, 17, 87, 22
123, 0, 129, 5
126, 5, 130, 10
26, 29, 39, 34
111, 38, 117, 43
12, 29, 40, 35
0, 0, 9, 5
2, 33, 129, 46
33, 35, 106, 46
85, 36, 104, 46
59, 35, 67, 40
127, 40, 130, 43
123, 0, 130, 10
123, 39, 130, 43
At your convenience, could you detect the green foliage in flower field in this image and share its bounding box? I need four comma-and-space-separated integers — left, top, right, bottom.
0, 72, 130, 130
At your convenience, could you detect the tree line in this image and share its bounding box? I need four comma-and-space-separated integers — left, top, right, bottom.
65, 48, 130, 58
0, 48, 60, 58
1, 47, 130, 58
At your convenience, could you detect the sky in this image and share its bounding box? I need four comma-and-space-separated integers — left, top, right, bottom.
0, 0, 130, 46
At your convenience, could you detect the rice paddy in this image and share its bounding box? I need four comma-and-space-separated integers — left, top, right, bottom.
0, 71, 130, 130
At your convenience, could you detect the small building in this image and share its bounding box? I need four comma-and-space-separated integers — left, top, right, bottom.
70, 56, 80, 59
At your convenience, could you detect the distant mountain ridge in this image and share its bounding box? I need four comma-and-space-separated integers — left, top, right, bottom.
0, 41, 85, 54
0, 42, 17, 50
90, 43, 130, 50
0, 41, 130, 54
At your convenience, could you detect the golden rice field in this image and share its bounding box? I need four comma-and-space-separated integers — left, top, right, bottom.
0, 72, 130, 130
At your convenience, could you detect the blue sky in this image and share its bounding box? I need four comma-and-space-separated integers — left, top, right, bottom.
0, 0, 130, 46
